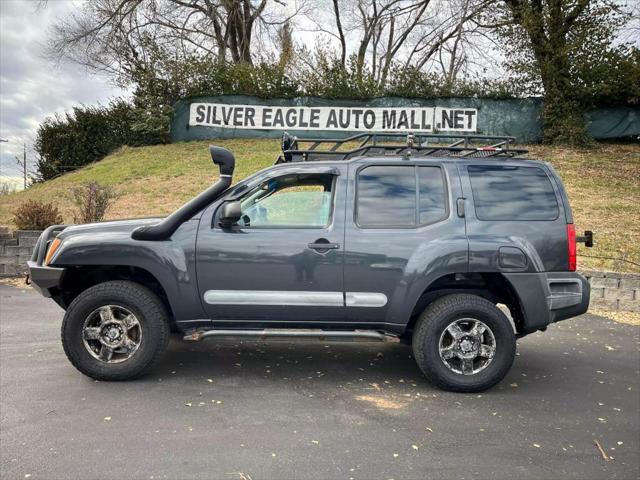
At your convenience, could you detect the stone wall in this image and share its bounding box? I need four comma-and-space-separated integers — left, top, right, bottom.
0, 228, 40, 277
582, 270, 640, 312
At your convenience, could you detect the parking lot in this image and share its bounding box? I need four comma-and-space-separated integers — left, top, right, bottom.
0, 283, 638, 480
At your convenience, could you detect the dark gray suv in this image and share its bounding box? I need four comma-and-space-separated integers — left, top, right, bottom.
27, 134, 591, 392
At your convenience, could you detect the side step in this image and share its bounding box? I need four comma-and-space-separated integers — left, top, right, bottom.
183, 328, 400, 343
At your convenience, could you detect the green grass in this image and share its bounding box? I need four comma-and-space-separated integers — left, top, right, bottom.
0, 139, 638, 272
0, 139, 279, 224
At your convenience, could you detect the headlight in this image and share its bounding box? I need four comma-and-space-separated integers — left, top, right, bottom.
44, 238, 62, 265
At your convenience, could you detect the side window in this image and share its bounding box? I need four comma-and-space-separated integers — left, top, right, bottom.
357, 166, 415, 226
239, 173, 334, 228
356, 165, 447, 227
467, 165, 559, 221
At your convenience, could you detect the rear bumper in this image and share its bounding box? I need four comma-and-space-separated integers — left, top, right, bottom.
27, 261, 65, 297
547, 272, 590, 323
504, 271, 590, 335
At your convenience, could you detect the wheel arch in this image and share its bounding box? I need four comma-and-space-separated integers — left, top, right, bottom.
55, 265, 175, 323
403, 272, 526, 339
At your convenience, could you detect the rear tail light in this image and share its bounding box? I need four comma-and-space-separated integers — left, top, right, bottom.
567, 224, 577, 271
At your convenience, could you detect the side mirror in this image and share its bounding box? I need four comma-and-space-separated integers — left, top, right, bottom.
219, 201, 242, 228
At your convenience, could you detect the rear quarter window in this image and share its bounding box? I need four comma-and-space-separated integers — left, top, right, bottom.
467, 165, 559, 221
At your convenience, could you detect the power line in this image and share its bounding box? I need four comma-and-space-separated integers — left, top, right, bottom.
578, 254, 640, 268
0, 166, 24, 175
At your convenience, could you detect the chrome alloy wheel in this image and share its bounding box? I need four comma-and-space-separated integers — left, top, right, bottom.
82, 305, 142, 363
438, 318, 496, 375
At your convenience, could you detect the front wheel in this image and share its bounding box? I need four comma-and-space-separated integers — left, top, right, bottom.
61, 281, 170, 381
412, 294, 516, 392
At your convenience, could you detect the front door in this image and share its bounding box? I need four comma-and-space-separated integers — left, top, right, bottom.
196, 165, 347, 324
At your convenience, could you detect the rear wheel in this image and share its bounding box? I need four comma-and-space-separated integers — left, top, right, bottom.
412, 293, 516, 392
61, 281, 169, 381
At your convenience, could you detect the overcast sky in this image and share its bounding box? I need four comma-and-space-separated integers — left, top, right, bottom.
0, 0, 124, 188
1, 0, 637, 189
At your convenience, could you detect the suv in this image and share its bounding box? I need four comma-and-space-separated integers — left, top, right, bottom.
27, 133, 592, 392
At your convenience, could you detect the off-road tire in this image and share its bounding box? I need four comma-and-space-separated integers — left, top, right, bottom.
61, 281, 170, 381
412, 293, 516, 392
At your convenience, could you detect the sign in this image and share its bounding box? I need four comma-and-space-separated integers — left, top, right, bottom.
189, 103, 477, 132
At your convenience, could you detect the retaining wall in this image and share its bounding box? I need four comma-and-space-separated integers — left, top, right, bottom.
0, 229, 39, 277
582, 270, 640, 312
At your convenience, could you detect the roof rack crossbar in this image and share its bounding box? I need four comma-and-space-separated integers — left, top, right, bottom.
275, 132, 527, 164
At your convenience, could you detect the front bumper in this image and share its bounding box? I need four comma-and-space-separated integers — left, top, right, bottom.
504, 271, 590, 335
27, 261, 65, 297
26, 224, 67, 297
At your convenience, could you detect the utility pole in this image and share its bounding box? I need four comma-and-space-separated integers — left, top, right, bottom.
15, 142, 27, 190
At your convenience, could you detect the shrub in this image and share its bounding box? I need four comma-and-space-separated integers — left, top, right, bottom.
71, 182, 118, 224
33, 99, 138, 182
12, 200, 63, 230
301, 55, 379, 99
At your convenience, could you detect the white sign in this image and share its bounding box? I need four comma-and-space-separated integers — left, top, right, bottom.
189, 103, 477, 132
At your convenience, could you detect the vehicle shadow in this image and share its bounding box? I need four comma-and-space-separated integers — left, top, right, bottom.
146, 335, 561, 393
153, 337, 426, 386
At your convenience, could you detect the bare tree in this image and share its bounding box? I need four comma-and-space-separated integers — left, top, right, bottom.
332, 0, 347, 66
46, 0, 291, 85
315, 0, 494, 87
349, 0, 431, 81
401, 0, 492, 72
426, 0, 507, 83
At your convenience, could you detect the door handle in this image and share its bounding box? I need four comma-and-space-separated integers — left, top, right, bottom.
456, 197, 465, 217
308, 242, 340, 250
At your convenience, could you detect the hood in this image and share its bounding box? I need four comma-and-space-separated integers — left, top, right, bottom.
57, 218, 162, 240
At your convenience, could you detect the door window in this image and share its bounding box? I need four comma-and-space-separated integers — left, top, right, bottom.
357, 166, 416, 226
239, 173, 335, 228
356, 165, 447, 227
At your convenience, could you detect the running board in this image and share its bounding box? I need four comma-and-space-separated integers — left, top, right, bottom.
183, 328, 400, 343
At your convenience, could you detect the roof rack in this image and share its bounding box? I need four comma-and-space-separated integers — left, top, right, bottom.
275, 132, 528, 164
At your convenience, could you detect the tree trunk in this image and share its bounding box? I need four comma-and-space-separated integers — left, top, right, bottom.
539, 27, 587, 143
504, 0, 589, 144
332, 0, 347, 67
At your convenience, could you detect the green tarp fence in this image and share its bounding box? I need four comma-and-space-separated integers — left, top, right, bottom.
170, 95, 639, 143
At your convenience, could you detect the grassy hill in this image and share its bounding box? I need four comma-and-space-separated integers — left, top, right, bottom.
1, 139, 638, 272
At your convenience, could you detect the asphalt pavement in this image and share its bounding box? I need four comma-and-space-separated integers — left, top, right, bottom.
1, 284, 638, 480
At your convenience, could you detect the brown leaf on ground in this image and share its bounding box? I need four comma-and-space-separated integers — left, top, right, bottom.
594, 440, 611, 461
0, 277, 29, 289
